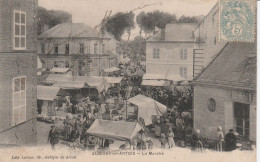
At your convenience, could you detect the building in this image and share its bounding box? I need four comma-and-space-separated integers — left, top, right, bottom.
146, 23, 197, 81
193, 42, 256, 142
193, 2, 227, 77
193, 2, 256, 142
0, 0, 38, 146
37, 23, 118, 76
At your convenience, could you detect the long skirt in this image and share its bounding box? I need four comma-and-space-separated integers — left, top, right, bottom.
168, 137, 175, 148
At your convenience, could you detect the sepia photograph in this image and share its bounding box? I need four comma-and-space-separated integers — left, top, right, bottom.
0, 0, 257, 161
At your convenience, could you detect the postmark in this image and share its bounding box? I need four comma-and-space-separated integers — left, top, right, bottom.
219, 0, 255, 42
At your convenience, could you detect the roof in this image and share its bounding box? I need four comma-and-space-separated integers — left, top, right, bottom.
127, 95, 167, 125
50, 68, 70, 73
86, 119, 143, 141
195, 43, 256, 90
148, 23, 197, 42
37, 86, 62, 101
141, 80, 170, 87
143, 73, 184, 82
39, 23, 100, 39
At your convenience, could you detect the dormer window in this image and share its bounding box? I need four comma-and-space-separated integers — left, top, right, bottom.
13, 10, 26, 50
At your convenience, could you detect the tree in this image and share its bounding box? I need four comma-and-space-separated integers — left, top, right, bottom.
128, 36, 146, 58
104, 12, 135, 41
178, 15, 204, 23
136, 10, 177, 37
36, 7, 72, 35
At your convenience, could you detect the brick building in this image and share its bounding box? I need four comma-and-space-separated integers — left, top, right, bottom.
146, 23, 197, 81
37, 23, 118, 76
0, 0, 38, 146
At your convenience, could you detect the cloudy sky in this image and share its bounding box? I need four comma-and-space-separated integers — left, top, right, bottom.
38, 0, 218, 39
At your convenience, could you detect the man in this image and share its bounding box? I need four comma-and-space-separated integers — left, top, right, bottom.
48, 125, 60, 150
192, 129, 203, 152
225, 129, 237, 151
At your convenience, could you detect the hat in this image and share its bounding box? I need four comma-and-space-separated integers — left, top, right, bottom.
217, 126, 222, 131
229, 129, 233, 132
51, 125, 55, 128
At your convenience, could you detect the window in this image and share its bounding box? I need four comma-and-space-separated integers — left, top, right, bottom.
102, 44, 105, 54
234, 102, 250, 138
41, 43, 45, 54
65, 44, 69, 54
65, 61, 70, 68
179, 67, 187, 79
94, 44, 98, 54
54, 44, 58, 54
13, 10, 26, 50
13, 76, 26, 125
153, 48, 160, 59
180, 49, 187, 60
80, 43, 84, 54
207, 98, 216, 112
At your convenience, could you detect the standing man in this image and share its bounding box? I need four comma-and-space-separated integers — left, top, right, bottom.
225, 129, 237, 151
47, 125, 60, 150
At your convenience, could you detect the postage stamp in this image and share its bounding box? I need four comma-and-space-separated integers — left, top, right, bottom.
219, 0, 255, 42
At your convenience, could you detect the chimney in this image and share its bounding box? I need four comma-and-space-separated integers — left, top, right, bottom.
161, 28, 165, 40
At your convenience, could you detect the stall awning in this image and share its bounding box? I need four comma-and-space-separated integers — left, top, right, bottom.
52, 81, 86, 89
44, 74, 107, 92
103, 67, 120, 73
37, 85, 62, 101
127, 95, 167, 126
86, 119, 143, 141
105, 77, 123, 84
143, 73, 184, 82
50, 68, 70, 74
141, 80, 170, 87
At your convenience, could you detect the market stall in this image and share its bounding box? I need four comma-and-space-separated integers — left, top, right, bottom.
127, 95, 167, 126
86, 119, 143, 141
37, 85, 69, 116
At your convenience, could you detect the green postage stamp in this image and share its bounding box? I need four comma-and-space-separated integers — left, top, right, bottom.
219, 0, 256, 42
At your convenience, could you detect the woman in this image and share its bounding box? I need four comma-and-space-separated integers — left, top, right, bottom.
216, 126, 224, 152
167, 128, 175, 149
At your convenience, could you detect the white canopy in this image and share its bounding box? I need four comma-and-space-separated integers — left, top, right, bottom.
143, 73, 184, 82
105, 77, 123, 84
50, 68, 71, 74
127, 95, 167, 126
37, 85, 68, 101
141, 80, 170, 87
44, 74, 108, 92
86, 119, 143, 141
103, 67, 120, 73
52, 81, 86, 89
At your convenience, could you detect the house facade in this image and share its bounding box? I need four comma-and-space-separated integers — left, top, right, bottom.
193, 43, 256, 142
146, 23, 197, 81
193, 2, 256, 142
37, 23, 118, 76
193, 2, 227, 77
0, 0, 38, 145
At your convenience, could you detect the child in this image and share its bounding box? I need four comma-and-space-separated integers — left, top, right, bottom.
159, 133, 167, 149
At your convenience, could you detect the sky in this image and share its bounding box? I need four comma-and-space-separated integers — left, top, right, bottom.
38, 0, 218, 40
